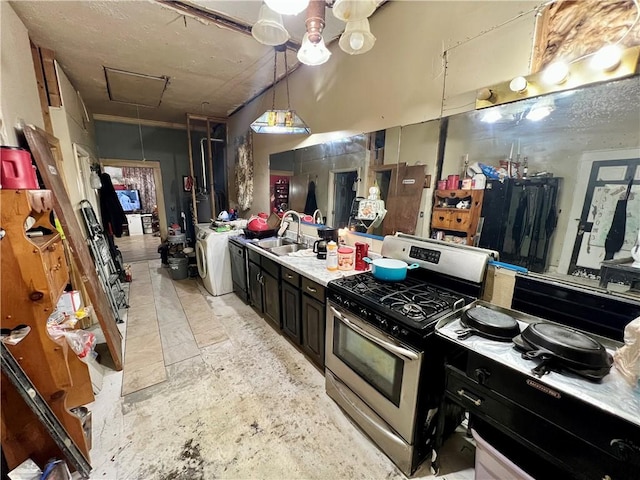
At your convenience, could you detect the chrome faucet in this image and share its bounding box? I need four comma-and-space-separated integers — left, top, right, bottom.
312, 208, 324, 225
281, 210, 302, 244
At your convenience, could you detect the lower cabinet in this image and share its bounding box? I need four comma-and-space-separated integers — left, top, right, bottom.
262, 269, 281, 329
248, 253, 281, 329
281, 275, 301, 345
301, 278, 326, 369
248, 261, 263, 311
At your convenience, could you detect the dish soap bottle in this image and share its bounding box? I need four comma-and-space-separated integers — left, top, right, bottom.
326, 241, 338, 271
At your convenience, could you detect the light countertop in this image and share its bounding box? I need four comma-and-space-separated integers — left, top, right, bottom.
240, 236, 371, 287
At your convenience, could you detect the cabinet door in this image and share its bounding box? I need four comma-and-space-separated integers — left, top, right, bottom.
281, 281, 301, 344
248, 261, 263, 312
301, 294, 326, 369
262, 271, 281, 329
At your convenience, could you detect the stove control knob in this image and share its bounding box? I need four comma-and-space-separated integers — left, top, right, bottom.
400, 329, 409, 336
374, 314, 382, 322
391, 325, 400, 335
474, 368, 490, 385
379, 319, 388, 329
360, 308, 368, 317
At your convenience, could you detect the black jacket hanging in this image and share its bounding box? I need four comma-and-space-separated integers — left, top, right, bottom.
604, 178, 633, 260
99, 173, 127, 238
304, 180, 318, 215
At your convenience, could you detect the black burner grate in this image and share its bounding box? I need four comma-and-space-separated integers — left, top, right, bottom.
333, 273, 466, 323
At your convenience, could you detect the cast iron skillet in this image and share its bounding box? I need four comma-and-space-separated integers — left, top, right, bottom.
456, 306, 521, 341
513, 323, 612, 380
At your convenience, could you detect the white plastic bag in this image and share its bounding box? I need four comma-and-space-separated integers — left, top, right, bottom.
613, 316, 640, 387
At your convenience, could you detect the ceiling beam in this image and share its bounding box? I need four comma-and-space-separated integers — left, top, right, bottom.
154, 0, 302, 51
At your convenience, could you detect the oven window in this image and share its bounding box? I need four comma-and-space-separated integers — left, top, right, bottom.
334, 321, 404, 406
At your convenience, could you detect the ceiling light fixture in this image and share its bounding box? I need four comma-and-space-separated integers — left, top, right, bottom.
252, 4, 290, 46
297, 0, 331, 66
250, 48, 310, 134
252, 1, 379, 63
265, 0, 309, 16
339, 18, 376, 55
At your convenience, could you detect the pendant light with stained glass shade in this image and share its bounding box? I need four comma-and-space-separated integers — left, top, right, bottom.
250, 48, 311, 134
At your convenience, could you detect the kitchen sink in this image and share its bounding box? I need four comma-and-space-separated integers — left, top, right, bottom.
268, 244, 304, 256
256, 237, 296, 249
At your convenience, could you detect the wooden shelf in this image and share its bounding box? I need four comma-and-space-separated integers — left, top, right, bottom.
1, 190, 94, 471
431, 188, 484, 244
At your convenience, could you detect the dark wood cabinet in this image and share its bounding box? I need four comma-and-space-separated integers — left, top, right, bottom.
282, 281, 301, 344
301, 287, 326, 369
263, 270, 281, 329
248, 254, 281, 330
248, 261, 263, 312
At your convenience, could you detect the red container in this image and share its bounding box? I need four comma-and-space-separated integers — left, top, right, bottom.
1, 147, 38, 189
446, 174, 460, 190
437, 180, 447, 190
355, 242, 369, 271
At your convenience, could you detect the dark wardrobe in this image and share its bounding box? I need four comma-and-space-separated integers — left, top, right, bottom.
478, 177, 561, 273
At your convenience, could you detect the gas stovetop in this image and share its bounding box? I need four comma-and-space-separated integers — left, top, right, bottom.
331, 272, 467, 321
328, 272, 475, 343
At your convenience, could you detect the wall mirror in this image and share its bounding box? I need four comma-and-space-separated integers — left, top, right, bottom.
441, 74, 640, 296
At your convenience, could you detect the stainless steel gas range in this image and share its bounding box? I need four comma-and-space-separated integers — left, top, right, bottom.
324, 234, 496, 476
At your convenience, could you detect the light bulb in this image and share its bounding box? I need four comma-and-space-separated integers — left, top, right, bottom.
590, 45, 622, 71
349, 32, 365, 51
542, 61, 569, 85
509, 76, 528, 93
265, 0, 309, 16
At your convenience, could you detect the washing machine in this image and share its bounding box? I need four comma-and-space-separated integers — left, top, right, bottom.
194, 223, 240, 296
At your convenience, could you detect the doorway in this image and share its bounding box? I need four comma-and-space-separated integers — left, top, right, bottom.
100, 159, 168, 262
332, 170, 358, 228
569, 158, 640, 276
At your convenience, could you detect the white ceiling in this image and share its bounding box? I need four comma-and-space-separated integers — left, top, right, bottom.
11, 0, 351, 124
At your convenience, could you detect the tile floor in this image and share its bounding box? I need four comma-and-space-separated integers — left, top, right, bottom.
87, 259, 475, 479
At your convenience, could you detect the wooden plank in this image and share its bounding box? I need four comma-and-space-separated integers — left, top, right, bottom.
40, 47, 62, 107
383, 164, 427, 236
29, 41, 53, 134
23, 125, 123, 371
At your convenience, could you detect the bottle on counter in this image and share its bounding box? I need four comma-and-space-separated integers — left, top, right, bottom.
338, 246, 355, 271
326, 241, 338, 271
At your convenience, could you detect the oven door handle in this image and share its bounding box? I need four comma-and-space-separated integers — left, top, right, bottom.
330, 306, 419, 361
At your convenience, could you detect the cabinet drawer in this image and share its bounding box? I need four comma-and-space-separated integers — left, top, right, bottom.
301, 277, 325, 302
431, 211, 452, 229
449, 211, 472, 231
262, 256, 280, 278
248, 248, 262, 265
282, 267, 299, 287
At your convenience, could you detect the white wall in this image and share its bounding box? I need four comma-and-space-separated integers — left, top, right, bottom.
227, 1, 540, 218
50, 64, 100, 230
0, 2, 44, 145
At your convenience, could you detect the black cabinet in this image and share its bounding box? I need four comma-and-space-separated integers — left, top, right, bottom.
301, 277, 326, 369
281, 267, 301, 344
263, 270, 281, 329
248, 261, 263, 311
247, 252, 281, 329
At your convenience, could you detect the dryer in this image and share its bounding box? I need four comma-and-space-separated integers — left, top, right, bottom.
194, 223, 239, 296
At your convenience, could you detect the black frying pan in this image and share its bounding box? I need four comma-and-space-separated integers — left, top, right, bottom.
514, 323, 612, 380
456, 306, 521, 341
